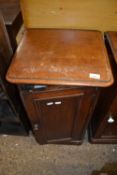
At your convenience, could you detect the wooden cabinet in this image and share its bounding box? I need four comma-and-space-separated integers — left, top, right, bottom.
19, 85, 98, 144
6, 29, 113, 144
89, 32, 117, 143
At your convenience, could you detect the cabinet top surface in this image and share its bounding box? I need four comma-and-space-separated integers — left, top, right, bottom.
106, 32, 117, 65
7, 29, 113, 87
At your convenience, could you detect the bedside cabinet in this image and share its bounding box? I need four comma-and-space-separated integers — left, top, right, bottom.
6, 30, 113, 144
89, 32, 117, 144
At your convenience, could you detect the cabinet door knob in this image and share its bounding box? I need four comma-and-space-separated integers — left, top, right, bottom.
33, 124, 39, 130
55, 101, 62, 105
46, 102, 54, 106
107, 116, 115, 123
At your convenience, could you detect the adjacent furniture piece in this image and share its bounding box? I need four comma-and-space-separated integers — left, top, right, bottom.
6, 29, 113, 144
89, 31, 117, 144
20, 0, 117, 31
0, 0, 23, 51
0, 13, 30, 135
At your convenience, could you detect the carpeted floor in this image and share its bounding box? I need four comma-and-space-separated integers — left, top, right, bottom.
0, 134, 117, 175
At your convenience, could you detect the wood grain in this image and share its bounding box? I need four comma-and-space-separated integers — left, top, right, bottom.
20, 0, 117, 31
6, 29, 113, 87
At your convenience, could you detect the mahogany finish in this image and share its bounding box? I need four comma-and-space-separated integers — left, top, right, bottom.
6, 29, 113, 144
89, 31, 117, 144
19, 85, 99, 144
6, 29, 113, 87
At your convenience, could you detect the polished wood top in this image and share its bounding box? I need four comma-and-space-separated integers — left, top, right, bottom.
105, 32, 117, 64
6, 29, 113, 87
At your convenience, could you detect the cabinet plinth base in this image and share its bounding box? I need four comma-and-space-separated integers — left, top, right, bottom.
89, 125, 117, 144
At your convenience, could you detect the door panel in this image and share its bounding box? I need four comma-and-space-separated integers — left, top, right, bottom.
34, 96, 81, 143
20, 86, 97, 144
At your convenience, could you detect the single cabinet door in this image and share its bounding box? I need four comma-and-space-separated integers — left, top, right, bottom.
20, 87, 96, 144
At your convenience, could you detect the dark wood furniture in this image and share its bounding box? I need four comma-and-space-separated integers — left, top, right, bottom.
6, 29, 113, 144
89, 31, 117, 144
0, 13, 30, 135
19, 85, 98, 144
0, 0, 23, 51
